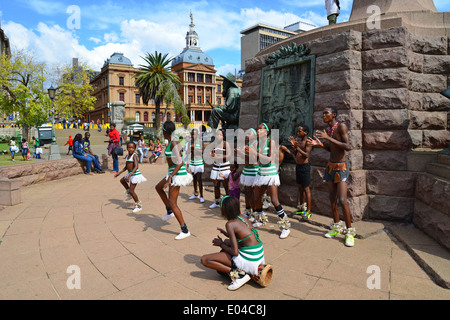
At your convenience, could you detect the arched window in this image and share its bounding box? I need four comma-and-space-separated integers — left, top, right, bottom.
144, 112, 149, 122
135, 112, 140, 122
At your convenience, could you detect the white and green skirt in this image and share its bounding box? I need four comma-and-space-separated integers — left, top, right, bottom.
189, 158, 204, 174
253, 164, 280, 186
125, 169, 147, 184
240, 165, 259, 187
232, 242, 265, 276
166, 164, 193, 187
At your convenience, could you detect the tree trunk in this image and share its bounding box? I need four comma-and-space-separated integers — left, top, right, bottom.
155, 100, 161, 139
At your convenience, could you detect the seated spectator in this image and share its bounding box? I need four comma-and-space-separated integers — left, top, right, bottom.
82, 132, 105, 173
137, 135, 149, 163
149, 138, 163, 164
72, 133, 94, 175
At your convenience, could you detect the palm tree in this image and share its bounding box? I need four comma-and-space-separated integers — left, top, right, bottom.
134, 51, 181, 134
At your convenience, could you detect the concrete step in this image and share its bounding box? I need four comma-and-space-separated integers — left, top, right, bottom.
427, 162, 450, 180
386, 224, 450, 289
438, 154, 450, 166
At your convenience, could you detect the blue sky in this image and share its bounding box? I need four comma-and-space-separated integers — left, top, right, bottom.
1, 0, 449, 75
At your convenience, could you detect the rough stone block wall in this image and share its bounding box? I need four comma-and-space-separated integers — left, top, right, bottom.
239, 25, 449, 225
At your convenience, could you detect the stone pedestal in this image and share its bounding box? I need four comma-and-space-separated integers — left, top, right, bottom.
110, 101, 126, 133
0, 178, 21, 206
349, 0, 437, 21
48, 143, 61, 160
239, 0, 449, 229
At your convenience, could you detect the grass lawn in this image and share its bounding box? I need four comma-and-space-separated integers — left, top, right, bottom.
0, 142, 35, 166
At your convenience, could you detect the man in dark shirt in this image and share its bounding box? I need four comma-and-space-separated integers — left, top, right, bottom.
82, 132, 105, 173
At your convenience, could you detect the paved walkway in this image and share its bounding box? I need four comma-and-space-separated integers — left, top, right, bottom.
0, 162, 449, 300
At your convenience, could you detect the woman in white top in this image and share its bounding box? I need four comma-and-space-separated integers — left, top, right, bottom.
137, 135, 149, 163
209, 129, 232, 209
8, 137, 17, 161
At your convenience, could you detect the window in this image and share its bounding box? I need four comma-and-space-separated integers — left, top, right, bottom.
197, 96, 202, 104
119, 77, 124, 86
260, 34, 283, 51
205, 75, 212, 83
188, 96, 193, 104
135, 112, 140, 122
166, 113, 171, 121
217, 98, 221, 105
144, 112, 149, 122
195, 110, 202, 121
197, 74, 204, 83
188, 73, 195, 82
217, 85, 221, 93
119, 92, 125, 101
135, 94, 140, 104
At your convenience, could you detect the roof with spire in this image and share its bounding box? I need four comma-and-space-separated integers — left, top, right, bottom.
172, 13, 214, 67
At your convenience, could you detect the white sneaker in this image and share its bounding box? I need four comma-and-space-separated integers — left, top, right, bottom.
280, 228, 291, 239
125, 194, 132, 201
162, 213, 174, 221
189, 195, 198, 200
132, 206, 142, 213
175, 231, 191, 240
262, 200, 270, 210
252, 221, 263, 228
209, 203, 220, 209
227, 274, 251, 291
199, 197, 205, 203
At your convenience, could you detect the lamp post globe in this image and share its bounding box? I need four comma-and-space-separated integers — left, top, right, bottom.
47, 85, 61, 160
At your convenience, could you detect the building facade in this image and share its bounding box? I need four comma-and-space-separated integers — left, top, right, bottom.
240, 21, 316, 73
0, 23, 11, 57
1, 21, 13, 126
88, 15, 242, 126
89, 53, 175, 125
172, 14, 242, 122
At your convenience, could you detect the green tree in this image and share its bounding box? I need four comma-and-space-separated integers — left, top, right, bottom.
134, 51, 181, 134
0, 49, 49, 140
157, 80, 189, 128
50, 61, 97, 120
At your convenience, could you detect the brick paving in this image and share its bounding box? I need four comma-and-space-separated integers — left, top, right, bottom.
0, 162, 449, 300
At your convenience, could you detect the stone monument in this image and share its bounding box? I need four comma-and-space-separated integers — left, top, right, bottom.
239, 0, 450, 249
110, 101, 125, 133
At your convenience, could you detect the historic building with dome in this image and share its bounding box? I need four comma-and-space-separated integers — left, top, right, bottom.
88, 14, 241, 126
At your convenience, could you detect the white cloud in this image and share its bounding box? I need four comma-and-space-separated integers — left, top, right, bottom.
89, 37, 102, 44
216, 64, 241, 77
1, 4, 345, 74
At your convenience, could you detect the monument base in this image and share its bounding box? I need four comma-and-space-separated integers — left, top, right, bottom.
48, 144, 61, 160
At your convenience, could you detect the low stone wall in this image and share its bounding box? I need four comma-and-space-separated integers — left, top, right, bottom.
0, 154, 124, 187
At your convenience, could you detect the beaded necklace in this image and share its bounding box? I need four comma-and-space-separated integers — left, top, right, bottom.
326, 122, 339, 138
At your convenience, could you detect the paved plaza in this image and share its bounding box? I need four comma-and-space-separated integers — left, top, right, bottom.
0, 160, 449, 301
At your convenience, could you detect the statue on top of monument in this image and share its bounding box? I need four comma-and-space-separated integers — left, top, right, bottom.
207, 73, 241, 130
325, 0, 340, 25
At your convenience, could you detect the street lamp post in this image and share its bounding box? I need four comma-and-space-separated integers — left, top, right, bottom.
47, 85, 61, 160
